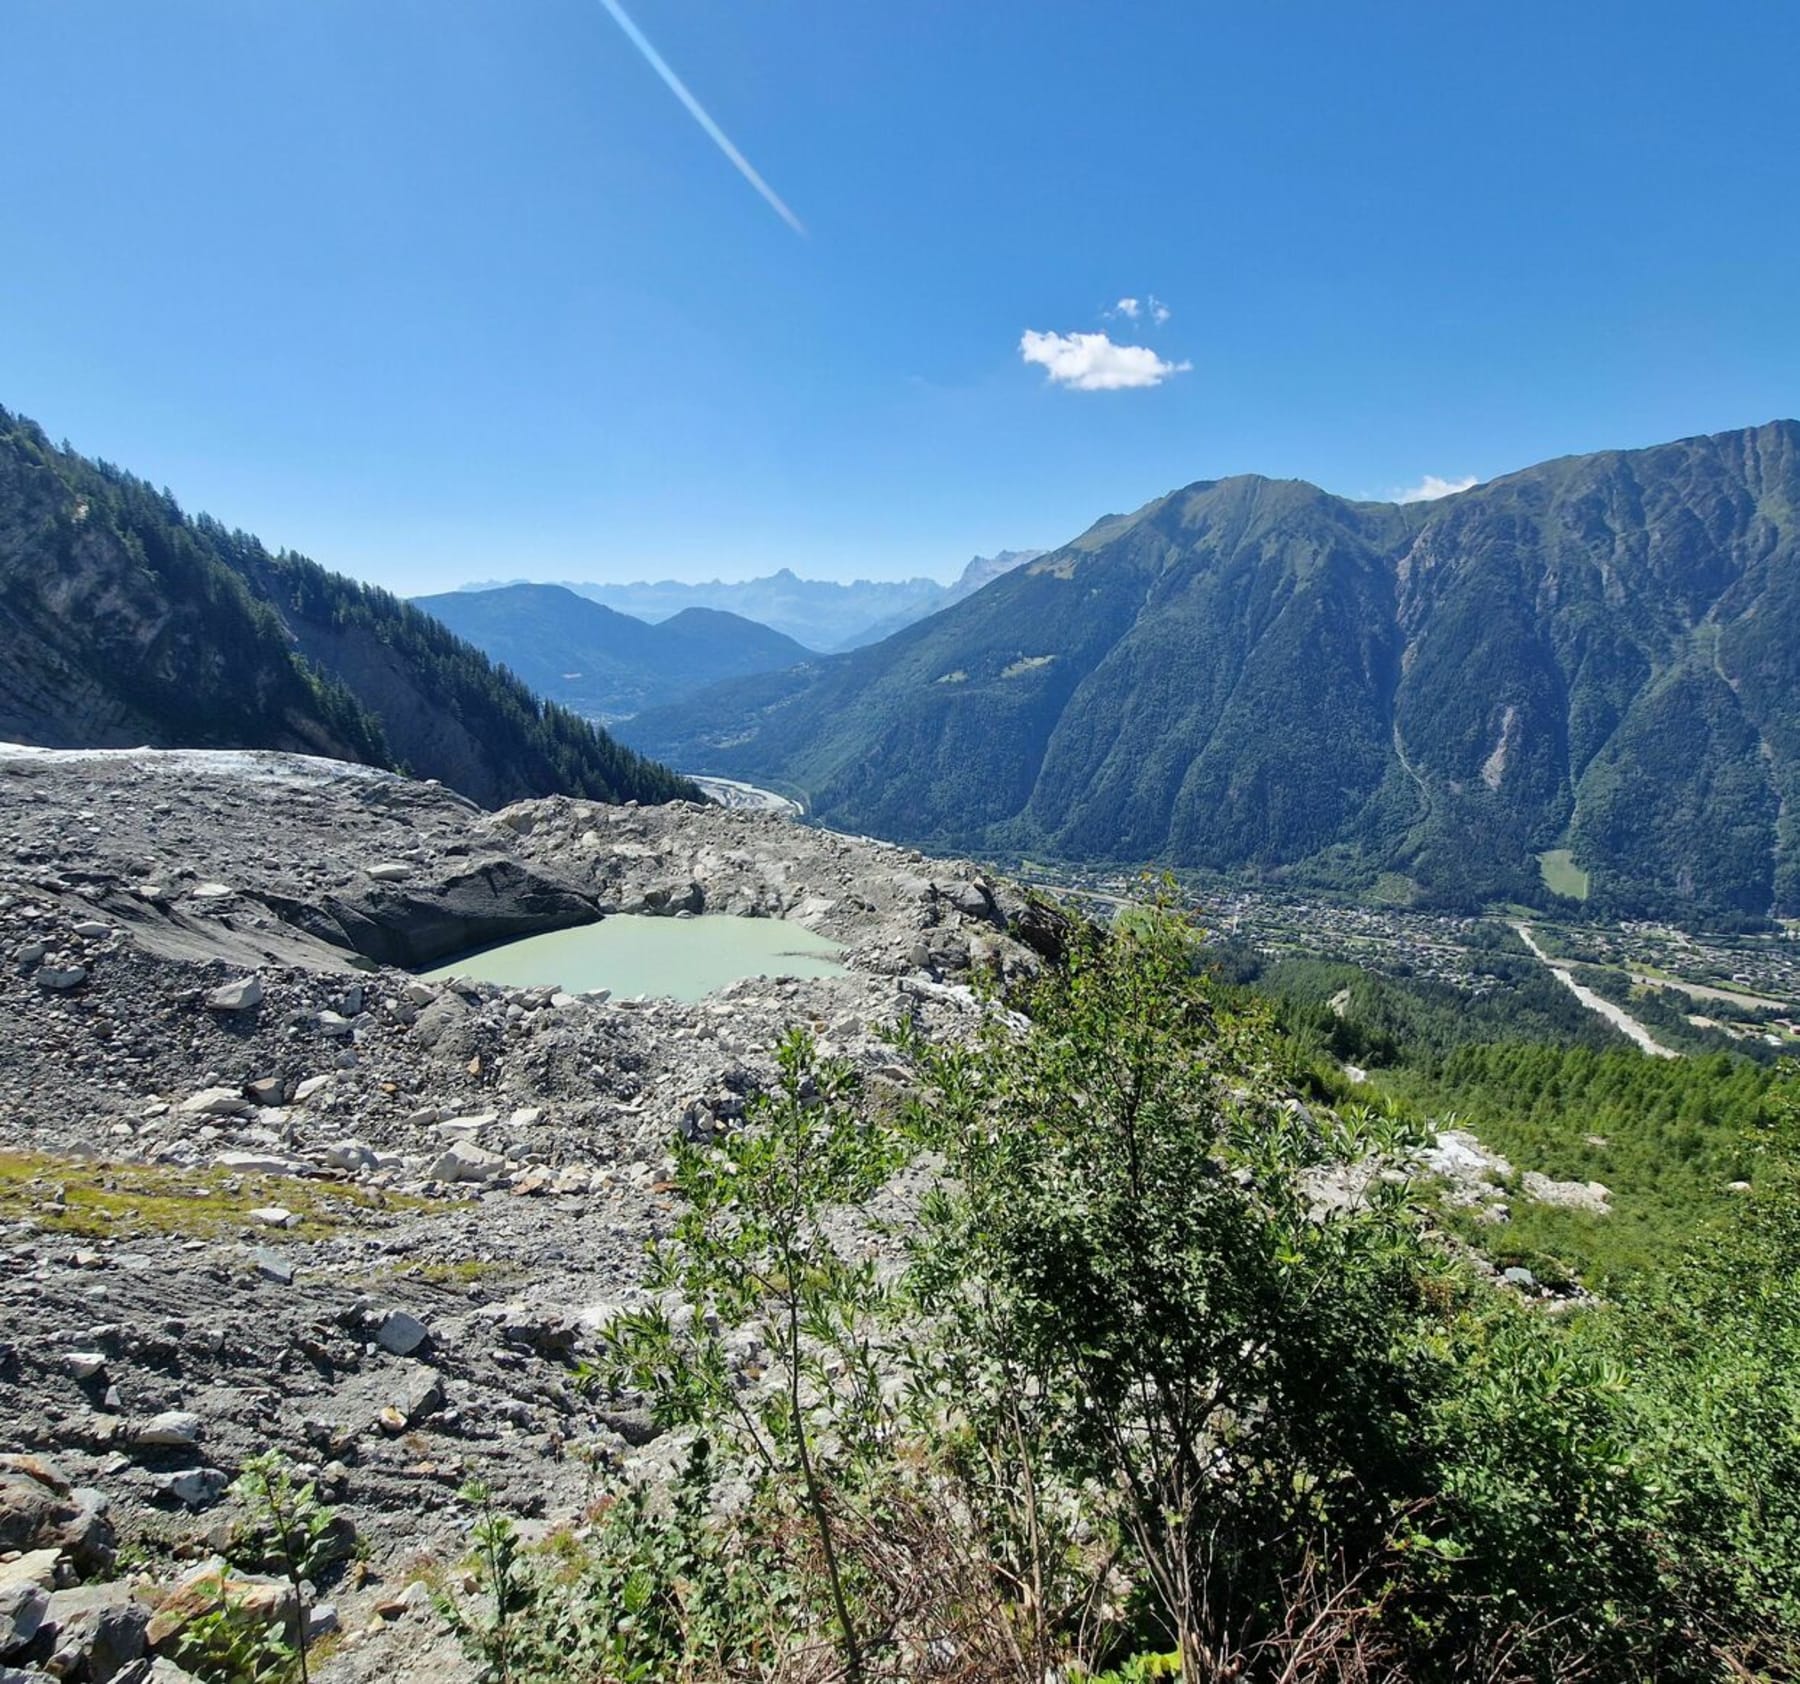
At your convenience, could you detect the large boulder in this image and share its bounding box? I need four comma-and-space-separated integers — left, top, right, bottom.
41, 1582, 149, 1682
266, 860, 596, 968
409, 992, 474, 1054
0, 1582, 48, 1662
144, 1563, 293, 1655
0, 1458, 114, 1579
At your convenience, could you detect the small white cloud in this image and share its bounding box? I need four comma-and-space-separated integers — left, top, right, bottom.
1149, 295, 1170, 325
1393, 473, 1478, 504
1111, 296, 1141, 319
1019, 328, 1191, 392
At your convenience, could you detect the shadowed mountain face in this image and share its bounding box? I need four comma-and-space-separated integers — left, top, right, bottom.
0, 407, 697, 810
622, 422, 1800, 922
412, 584, 813, 719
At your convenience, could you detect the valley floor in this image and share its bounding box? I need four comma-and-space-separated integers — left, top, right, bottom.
1511, 921, 1677, 1057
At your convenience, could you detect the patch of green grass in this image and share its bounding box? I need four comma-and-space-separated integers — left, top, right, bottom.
0, 1151, 429, 1241
1537, 848, 1590, 902
1379, 1045, 1790, 1287
1437, 1192, 1712, 1285
1369, 872, 1420, 905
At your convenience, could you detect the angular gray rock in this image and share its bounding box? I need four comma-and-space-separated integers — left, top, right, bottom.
373, 1310, 431, 1357
204, 976, 262, 1012
214, 1151, 299, 1175
319, 1140, 377, 1173
43, 1582, 150, 1682
251, 1249, 296, 1285
155, 1469, 229, 1510
393, 1368, 444, 1428
426, 1140, 505, 1184
130, 1413, 201, 1450
0, 1582, 48, 1660
178, 1089, 250, 1119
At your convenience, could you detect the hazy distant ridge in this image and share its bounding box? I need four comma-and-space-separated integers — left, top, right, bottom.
414, 583, 813, 720
459, 553, 1043, 652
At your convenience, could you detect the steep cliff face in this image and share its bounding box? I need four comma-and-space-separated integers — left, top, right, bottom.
0, 407, 698, 809
624, 422, 1800, 920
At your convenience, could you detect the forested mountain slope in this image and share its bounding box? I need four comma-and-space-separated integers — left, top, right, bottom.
412, 583, 811, 718
0, 407, 696, 808
624, 421, 1800, 920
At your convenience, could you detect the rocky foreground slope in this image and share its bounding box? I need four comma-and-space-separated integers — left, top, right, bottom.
0, 745, 1048, 1682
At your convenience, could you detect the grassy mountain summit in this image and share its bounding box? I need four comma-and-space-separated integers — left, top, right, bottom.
412, 583, 812, 719
0, 407, 697, 808
623, 421, 1800, 921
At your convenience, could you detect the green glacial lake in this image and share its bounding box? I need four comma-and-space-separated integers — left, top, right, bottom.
420, 914, 847, 1002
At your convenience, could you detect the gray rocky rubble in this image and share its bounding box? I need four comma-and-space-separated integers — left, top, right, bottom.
0, 744, 1053, 1682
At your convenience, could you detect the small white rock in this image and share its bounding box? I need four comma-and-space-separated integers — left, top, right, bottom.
180, 1087, 251, 1118
159, 1466, 230, 1507
214, 1150, 300, 1175
133, 1409, 202, 1447
427, 1141, 506, 1184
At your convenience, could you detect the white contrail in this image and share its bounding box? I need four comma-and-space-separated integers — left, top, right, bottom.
595, 0, 807, 236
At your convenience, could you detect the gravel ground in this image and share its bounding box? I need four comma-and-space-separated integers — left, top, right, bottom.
0, 745, 1051, 1682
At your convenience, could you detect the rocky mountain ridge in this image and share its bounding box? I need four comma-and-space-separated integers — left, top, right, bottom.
623, 421, 1800, 923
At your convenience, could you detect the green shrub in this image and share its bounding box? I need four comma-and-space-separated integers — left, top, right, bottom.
441, 914, 1800, 1682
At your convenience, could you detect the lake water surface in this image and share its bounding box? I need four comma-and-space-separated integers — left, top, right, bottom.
419, 914, 847, 1002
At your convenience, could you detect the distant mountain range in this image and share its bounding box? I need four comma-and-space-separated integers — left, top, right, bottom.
622, 422, 1800, 924
413, 583, 813, 720
0, 407, 695, 809
458, 551, 1044, 652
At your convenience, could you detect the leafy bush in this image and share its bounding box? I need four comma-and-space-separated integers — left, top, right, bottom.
229, 1453, 344, 1684
164, 1588, 298, 1684
444, 913, 1800, 1682
904, 908, 1437, 1677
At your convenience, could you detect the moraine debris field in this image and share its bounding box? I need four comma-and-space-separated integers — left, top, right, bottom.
0, 744, 1048, 1682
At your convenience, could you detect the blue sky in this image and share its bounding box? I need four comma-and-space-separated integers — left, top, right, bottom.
5, 2, 1797, 593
